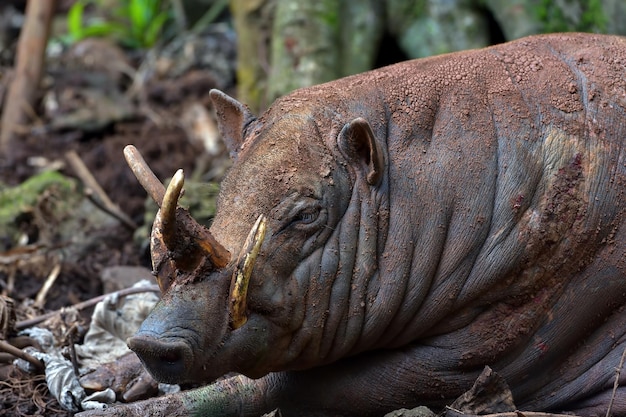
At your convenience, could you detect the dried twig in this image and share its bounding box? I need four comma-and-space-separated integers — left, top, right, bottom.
1, 244, 63, 299
0, 339, 44, 371
66, 324, 80, 377
65, 150, 138, 230
444, 409, 581, 417
606, 345, 626, 417
33, 263, 61, 309
15, 285, 160, 330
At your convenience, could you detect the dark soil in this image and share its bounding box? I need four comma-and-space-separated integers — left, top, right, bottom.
0, 28, 235, 415
0, 123, 201, 417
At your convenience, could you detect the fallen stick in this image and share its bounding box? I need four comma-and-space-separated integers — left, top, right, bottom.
33, 263, 61, 309
0, 339, 44, 371
65, 150, 138, 230
606, 345, 626, 417
15, 284, 160, 330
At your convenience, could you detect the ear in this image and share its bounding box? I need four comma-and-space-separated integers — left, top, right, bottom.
337, 118, 384, 186
209, 89, 257, 158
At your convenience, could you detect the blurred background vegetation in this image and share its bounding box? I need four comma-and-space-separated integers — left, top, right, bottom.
1, 0, 625, 113
0, 3, 623, 415
229, 0, 625, 112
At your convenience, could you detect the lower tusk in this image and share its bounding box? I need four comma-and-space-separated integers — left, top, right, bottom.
230, 214, 267, 329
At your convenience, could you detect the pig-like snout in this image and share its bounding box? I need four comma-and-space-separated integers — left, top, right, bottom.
124, 147, 272, 384
128, 334, 192, 384
128, 292, 199, 383
128, 273, 232, 384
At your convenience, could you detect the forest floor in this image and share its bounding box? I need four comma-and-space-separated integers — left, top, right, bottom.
0, 15, 623, 417
0, 30, 236, 416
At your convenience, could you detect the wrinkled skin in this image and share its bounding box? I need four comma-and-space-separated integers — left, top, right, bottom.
129, 33, 626, 416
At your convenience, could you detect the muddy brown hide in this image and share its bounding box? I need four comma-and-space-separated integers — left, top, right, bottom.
128, 33, 626, 416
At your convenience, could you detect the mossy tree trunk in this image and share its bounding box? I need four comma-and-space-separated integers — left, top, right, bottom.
231, 0, 384, 112
267, 0, 341, 105
230, 0, 623, 113
338, 0, 385, 79
267, 0, 385, 104
230, 0, 275, 113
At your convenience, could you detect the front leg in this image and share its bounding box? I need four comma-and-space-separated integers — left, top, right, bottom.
76, 347, 456, 417
76, 375, 279, 417
273, 347, 471, 416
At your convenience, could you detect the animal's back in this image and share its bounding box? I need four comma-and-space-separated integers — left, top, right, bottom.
269, 32, 626, 413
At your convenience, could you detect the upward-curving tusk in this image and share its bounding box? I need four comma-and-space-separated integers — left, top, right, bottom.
123, 145, 166, 206
124, 144, 232, 296
230, 214, 267, 329
160, 169, 185, 251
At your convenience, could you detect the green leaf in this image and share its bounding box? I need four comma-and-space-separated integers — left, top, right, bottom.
78, 21, 122, 38
63, 0, 170, 48
110, 0, 130, 20
143, 11, 169, 47
131, 0, 157, 31
67, 0, 88, 41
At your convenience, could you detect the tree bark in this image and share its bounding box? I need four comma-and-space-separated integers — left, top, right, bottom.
230, 0, 274, 113
338, 0, 385, 77
0, 0, 56, 160
267, 0, 341, 104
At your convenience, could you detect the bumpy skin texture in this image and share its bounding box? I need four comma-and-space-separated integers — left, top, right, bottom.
130, 33, 626, 416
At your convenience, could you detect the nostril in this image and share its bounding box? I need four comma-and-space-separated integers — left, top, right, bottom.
127, 335, 193, 383
160, 350, 181, 365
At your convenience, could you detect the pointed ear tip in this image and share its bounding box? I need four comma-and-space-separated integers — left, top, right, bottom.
209, 89, 225, 101
351, 117, 373, 132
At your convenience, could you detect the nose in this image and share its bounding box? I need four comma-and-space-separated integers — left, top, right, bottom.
127, 335, 193, 384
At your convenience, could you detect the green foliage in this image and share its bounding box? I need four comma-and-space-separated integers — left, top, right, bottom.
579, 0, 607, 32
66, 0, 171, 48
533, 0, 607, 33
317, 0, 339, 30
0, 171, 76, 234
0, 172, 74, 213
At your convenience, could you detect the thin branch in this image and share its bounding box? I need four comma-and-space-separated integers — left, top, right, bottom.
0, 339, 44, 371
15, 285, 160, 330
33, 263, 62, 309
65, 150, 138, 230
606, 345, 626, 417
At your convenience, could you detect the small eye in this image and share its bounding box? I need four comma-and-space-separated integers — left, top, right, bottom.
296, 208, 318, 224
